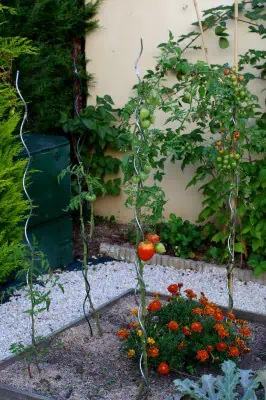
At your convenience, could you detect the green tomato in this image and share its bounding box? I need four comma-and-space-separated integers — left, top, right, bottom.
140, 172, 149, 181
86, 194, 97, 202
182, 93, 191, 103
155, 242, 166, 254
150, 115, 156, 124
140, 107, 150, 120
229, 153, 235, 159
223, 159, 229, 165
140, 119, 151, 129
224, 154, 229, 160
143, 164, 152, 173
231, 75, 237, 82
231, 161, 237, 167
217, 157, 222, 162
132, 176, 140, 184
232, 81, 238, 87
148, 90, 160, 106
234, 153, 240, 160
240, 91, 246, 98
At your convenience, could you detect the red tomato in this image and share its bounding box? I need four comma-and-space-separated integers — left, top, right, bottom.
145, 233, 160, 244
137, 242, 155, 261
234, 131, 241, 140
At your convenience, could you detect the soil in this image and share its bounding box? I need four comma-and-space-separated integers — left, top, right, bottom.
73, 218, 131, 259
1, 295, 266, 400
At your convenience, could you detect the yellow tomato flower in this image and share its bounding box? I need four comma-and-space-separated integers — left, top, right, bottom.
128, 349, 135, 357
147, 337, 155, 345
137, 329, 143, 337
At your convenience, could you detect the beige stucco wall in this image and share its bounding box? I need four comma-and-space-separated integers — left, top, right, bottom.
85, 0, 266, 223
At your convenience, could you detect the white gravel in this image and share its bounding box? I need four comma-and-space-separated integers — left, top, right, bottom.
1, 261, 266, 361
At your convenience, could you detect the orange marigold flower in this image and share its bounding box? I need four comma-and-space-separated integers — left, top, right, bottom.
130, 308, 138, 316
147, 300, 162, 312
128, 322, 139, 329
213, 323, 224, 331
147, 337, 155, 345
235, 337, 245, 347
192, 308, 203, 315
158, 362, 170, 375
196, 349, 209, 362
184, 289, 197, 300
168, 284, 179, 294
242, 347, 251, 354
217, 342, 227, 351
178, 342, 187, 350
128, 349, 135, 357
167, 297, 173, 302
206, 345, 214, 352
228, 346, 240, 357
218, 328, 229, 339
239, 327, 251, 337
205, 305, 215, 316
167, 321, 179, 331
200, 293, 209, 306
182, 326, 191, 336
147, 346, 160, 358
137, 329, 143, 337
228, 312, 236, 320
154, 292, 160, 299
214, 312, 224, 322
116, 329, 130, 340
191, 322, 203, 333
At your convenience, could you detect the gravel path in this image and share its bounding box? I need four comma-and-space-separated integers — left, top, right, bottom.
1, 260, 266, 361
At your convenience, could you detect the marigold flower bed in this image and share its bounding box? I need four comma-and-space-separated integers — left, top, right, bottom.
0, 293, 265, 400
119, 285, 253, 375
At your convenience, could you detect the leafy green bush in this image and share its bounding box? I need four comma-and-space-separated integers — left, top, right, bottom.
174, 360, 266, 400
117, 286, 251, 375
159, 214, 206, 259
60, 95, 131, 196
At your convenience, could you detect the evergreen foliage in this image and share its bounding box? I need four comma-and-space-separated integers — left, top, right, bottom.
0, 4, 36, 284
0, 0, 100, 133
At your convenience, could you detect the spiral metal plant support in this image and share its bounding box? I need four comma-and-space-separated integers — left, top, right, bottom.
73, 56, 93, 337
133, 39, 150, 393
15, 71, 36, 349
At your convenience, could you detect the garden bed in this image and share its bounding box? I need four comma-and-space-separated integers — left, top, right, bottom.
0, 292, 266, 400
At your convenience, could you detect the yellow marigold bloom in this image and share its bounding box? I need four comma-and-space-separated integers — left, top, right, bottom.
154, 292, 160, 299
137, 329, 143, 337
147, 337, 155, 345
128, 349, 135, 357
130, 308, 138, 316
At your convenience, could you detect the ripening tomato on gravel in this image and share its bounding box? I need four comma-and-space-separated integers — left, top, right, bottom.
137, 241, 155, 261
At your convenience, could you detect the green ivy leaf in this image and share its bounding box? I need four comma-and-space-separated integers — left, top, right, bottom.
234, 242, 245, 254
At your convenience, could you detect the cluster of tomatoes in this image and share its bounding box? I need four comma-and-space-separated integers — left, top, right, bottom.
139, 106, 155, 130
137, 233, 166, 262
223, 67, 253, 109
132, 163, 152, 184
216, 129, 241, 171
